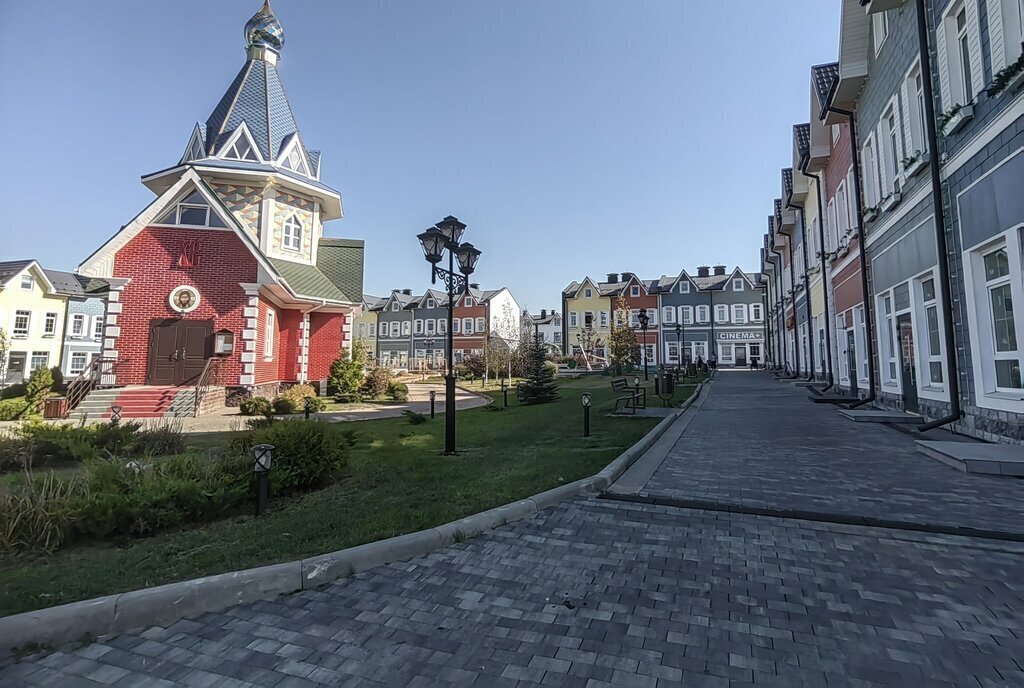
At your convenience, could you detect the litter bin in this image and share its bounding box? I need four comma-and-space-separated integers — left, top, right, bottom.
43, 396, 67, 419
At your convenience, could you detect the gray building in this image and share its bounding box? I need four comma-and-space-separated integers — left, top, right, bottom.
44, 270, 117, 379
410, 289, 448, 371
377, 289, 416, 370
655, 266, 766, 367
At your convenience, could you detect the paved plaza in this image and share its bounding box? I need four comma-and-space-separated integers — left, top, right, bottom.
3, 371, 1023, 687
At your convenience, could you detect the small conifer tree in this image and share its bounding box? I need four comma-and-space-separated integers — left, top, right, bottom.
516, 334, 559, 405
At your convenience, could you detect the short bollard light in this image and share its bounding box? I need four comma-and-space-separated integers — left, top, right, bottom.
429, 390, 437, 418
501, 378, 509, 407
581, 393, 592, 437
304, 396, 314, 420
251, 443, 275, 517
110, 405, 123, 425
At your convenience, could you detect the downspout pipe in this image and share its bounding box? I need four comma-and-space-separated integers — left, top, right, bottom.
763, 286, 771, 368
914, 0, 962, 432
788, 200, 816, 381
826, 105, 876, 408
769, 246, 790, 374
786, 237, 802, 377
802, 167, 835, 391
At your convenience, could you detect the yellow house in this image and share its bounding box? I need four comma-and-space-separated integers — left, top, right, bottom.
352, 295, 383, 365
0, 260, 69, 384
561, 276, 615, 362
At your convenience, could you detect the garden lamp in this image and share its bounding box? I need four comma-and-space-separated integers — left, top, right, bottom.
304, 396, 314, 420
110, 405, 123, 424
581, 393, 592, 437
251, 443, 275, 516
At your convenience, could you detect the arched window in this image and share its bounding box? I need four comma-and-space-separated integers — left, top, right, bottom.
283, 215, 302, 251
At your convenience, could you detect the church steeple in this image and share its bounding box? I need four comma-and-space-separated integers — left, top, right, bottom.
244, 0, 285, 63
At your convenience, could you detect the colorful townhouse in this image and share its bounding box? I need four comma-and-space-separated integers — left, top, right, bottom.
71, 2, 363, 415
411, 290, 448, 371
523, 309, 563, 354
46, 270, 119, 379
758, 0, 1024, 444
563, 268, 765, 368
0, 261, 70, 384
353, 295, 383, 364
377, 290, 416, 370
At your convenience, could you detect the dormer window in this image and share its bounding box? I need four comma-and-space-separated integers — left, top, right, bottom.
584, 288, 593, 298
679, 281, 689, 294
733, 279, 744, 292
392, 302, 400, 312
156, 191, 228, 228
283, 215, 302, 251
224, 134, 259, 162
187, 137, 205, 162
427, 299, 436, 309
464, 297, 473, 307
20, 275, 34, 290
630, 286, 640, 297
282, 146, 309, 175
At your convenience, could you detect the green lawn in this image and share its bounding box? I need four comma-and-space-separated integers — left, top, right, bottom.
0, 377, 695, 617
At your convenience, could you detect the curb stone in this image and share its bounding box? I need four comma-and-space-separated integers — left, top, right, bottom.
0, 381, 706, 658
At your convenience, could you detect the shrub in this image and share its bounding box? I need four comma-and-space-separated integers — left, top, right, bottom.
25, 367, 54, 407
227, 421, 349, 495
49, 367, 64, 391
402, 410, 427, 425
0, 397, 29, 421
90, 420, 143, 453
0, 383, 27, 400
13, 421, 103, 465
132, 419, 186, 457
388, 382, 409, 402
0, 436, 28, 472
328, 344, 368, 401
361, 367, 394, 399
239, 396, 273, 417
0, 469, 81, 553
276, 384, 326, 413
272, 397, 297, 415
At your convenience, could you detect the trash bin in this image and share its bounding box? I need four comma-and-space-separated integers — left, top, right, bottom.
43, 396, 67, 419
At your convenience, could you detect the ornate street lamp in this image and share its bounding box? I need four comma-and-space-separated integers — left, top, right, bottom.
418, 215, 481, 455
675, 323, 682, 377
638, 308, 650, 380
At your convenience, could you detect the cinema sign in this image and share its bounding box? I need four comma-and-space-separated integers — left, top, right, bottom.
717, 332, 760, 341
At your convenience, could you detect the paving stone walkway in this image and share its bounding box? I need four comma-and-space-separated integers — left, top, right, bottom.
643, 371, 1024, 536
3, 371, 1023, 687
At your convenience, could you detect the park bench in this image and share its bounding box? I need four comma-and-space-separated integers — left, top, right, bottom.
611, 377, 646, 414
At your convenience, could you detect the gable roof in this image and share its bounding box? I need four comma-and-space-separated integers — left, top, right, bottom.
794, 123, 811, 163
0, 260, 33, 287
316, 238, 363, 303
812, 62, 840, 120
782, 168, 794, 202
44, 269, 119, 298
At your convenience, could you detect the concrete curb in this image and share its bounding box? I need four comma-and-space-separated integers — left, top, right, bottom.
0, 383, 702, 658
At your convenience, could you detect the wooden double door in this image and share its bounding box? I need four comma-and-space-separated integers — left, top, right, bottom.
148, 319, 212, 386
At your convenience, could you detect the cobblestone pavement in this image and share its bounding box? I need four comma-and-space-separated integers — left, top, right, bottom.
644, 371, 1024, 536
4, 372, 1024, 686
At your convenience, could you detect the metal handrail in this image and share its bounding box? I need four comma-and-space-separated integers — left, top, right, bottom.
64, 355, 116, 417
193, 357, 222, 417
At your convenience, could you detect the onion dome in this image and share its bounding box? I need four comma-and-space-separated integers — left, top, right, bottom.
245, 0, 285, 54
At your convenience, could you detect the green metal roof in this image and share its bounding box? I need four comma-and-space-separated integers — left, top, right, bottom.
270, 258, 348, 302
316, 238, 364, 302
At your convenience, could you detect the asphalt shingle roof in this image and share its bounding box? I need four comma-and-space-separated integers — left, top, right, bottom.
272, 258, 349, 303
783, 169, 794, 201
0, 260, 32, 286
315, 238, 364, 303
795, 124, 811, 159
44, 269, 115, 297
774, 199, 783, 229
812, 62, 840, 117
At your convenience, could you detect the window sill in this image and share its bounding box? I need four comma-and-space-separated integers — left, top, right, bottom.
940, 104, 974, 137
988, 390, 1024, 401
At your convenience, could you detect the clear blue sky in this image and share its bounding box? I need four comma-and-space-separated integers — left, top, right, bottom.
0, 1, 839, 313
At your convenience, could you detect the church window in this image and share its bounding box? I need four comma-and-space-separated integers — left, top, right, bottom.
224, 133, 259, 162
282, 146, 308, 175
283, 215, 302, 251
156, 190, 229, 228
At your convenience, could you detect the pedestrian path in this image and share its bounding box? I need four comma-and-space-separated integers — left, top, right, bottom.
639, 371, 1024, 538
3, 372, 1024, 687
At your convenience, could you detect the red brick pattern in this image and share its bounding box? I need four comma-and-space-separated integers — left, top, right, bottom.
308, 312, 345, 381
113, 227, 256, 385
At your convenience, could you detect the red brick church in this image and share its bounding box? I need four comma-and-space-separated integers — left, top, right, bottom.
75, 1, 362, 413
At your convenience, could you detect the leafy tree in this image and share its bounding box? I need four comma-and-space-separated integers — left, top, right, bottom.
516, 334, 559, 405
328, 341, 368, 401
0, 328, 8, 388
608, 296, 640, 375
25, 366, 54, 407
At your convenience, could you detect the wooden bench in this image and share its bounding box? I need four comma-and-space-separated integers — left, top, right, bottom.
611, 378, 645, 414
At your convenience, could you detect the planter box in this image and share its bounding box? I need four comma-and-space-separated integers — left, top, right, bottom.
1004, 66, 1024, 96
903, 153, 929, 178
881, 192, 902, 212
863, 208, 879, 223
941, 105, 974, 137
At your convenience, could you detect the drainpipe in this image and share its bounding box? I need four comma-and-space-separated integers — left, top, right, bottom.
763, 286, 771, 368
789, 200, 816, 381
914, 0, 962, 432
769, 246, 789, 373
802, 167, 835, 391
785, 237, 802, 377
708, 290, 715, 363
826, 106, 876, 408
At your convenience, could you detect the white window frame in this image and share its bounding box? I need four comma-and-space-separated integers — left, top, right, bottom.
43, 312, 58, 336
750, 304, 763, 322
855, 305, 868, 383
630, 286, 640, 297
878, 292, 900, 387
584, 288, 593, 298
282, 215, 303, 251
463, 318, 474, 335
70, 313, 85, 336
882, 100, 903, 195
426, 298, 436, 309
862, 136, 880, 208
732, 304, 747, 324
662, 306, 675, 324
368, 322, 377, 337
696, 305, 709, 323
715, 304, 729, 324
69, 352, 89, 375
390, 322, 400, 337
29, 351, 49, 372
872, 11, 889, 54
264, 308, 276, 360
438, 319, 446, 335
464, 297, 474, 307
392, 302, 400, 312
732, 279, 744, 292
402, 321, 411, 336
12, 310, 30, 337
599, 311, 609, 328
986, 0, 1024, 73
679, 281, 690, 294
20, 274, 34, 290
916, 272, 946, 389
476, 317, 485, 333
414, 319, 424, 335
905, 61, 929, 158
681, 305, 694, 325
452, 319, 461, 334
938, 0, 983, 111
569, 311, 578, 328
93, 316, 104, 340
425, 319, 436, 335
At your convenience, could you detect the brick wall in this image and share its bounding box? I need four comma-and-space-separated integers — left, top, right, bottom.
308, 312, 345, 381
253, 297, 305, 385
113, 227, 256, 385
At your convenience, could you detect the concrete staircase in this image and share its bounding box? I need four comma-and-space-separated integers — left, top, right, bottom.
73, 387, 198, 421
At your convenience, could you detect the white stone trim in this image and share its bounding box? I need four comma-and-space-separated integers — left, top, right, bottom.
105, 326, 121, 338
241, 352, 256, 363
106, 302, 123, 314
243, 306, 258, 318
242, 329, 257, 340
239, 374, 255, 385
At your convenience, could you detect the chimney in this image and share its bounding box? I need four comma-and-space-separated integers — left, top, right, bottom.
697, 266, 710, 278
606, 273, 618, 283
470, 282, 479, 290
621, 271, 633, 281
541, 309, 547, 318
713, 265, 726, 276
402, 288, 412, 295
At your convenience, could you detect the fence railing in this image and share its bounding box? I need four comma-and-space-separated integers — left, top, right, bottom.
64, 356, 118, 417
193, 357, 222, 418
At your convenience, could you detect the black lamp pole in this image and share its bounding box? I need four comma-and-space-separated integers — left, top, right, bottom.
638, 308, 650, 380
417, 216, 481, 455
675, 323, 682, 377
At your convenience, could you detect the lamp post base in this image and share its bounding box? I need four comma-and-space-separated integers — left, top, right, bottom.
444, 372, 457, 455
